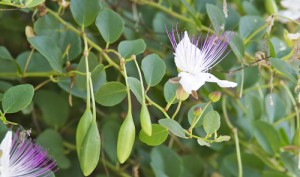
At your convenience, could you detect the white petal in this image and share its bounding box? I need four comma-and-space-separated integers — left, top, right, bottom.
203, 73, 237, 88
178, 72, 205, 94
281, 0, 300, 11
0, 131, 12, 176
175, 31, 203, 73
278, 10, 300, 22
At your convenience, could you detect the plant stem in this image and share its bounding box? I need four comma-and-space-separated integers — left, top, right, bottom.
222, 96, 243, 177
165, 95, 176, 111
171, 101, 181, 119
83, 34, 91, 110
189, 101, 211, 135
145, 95, 170, 119
244, 23, 268, 45
233, 128, 243, 177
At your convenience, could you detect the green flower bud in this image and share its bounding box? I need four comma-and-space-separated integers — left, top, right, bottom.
292, 128, 300, 146
265, 0, 278, 15
193, 107, 203, 117
209, 92, 221, 102
117, 113, 135, 164
140, 103, 152, 136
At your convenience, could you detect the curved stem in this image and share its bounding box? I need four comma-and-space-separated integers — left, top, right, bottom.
145, 95, 170, 119
171, 101, 181, 119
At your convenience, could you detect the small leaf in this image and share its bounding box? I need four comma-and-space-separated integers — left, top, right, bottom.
254, 120, 280, 155
76, 109, 101, 176
2, 84, 34, 113
70, 0, 101, 27
28, 36, 63, 73
206, 4, 225, 33
17, 51, 52, 72
37, 129, 71, 169
270, 58, 297, 82
24, 0, 45, 8
159, 118, 186, 138
141, 54, 166, 87
96, 8, 124, 43
101, 119, 120, 163
76, 53, 99, 90
150, 145, 183, 177
163, 81, 179, 104
34, 90, 69, 128
203, 111, 221, 134
215, 135, 231, 142
188, 103, 213, 127
239, 16, 265, 40
117, 113, 135, 164
197, 139, 210, 147
265, 93, 286, 123
139, 124, 168, 146
226, 32, 245, 59
118, 39, 146, 58
127, 77, 143, 104
95, 82, 127, 106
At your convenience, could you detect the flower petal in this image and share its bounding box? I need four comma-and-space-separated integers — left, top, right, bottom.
278, 10, 300, 22
178, 72, 205, 94
281, 0, 300, 11
0, 131, 12, 177
175, 31, 203, 74
203, 73, 237, 88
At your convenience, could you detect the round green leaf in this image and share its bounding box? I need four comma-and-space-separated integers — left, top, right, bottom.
270, 58, 297, 82
37, 129, 71, 169
206, 4, 225, 33
226, 32, 245, 60
34, 90, 69, 128
158, 118, 186, 138
239, 16, 265, 39
203, 111, 221, 134
2, 84, 34, 113
118, 39, 146, 58
96, 8, 124, 43
163, 81, 179, 104
139, 124, 168, 146
128, 77, 143, 104
141, 54, 166, 87
254, 120, 280, 155
17, 51, 52, 73
188, 103, 213, 127
70, 0, 101, 27
95, 82, 127, 106
101, 119, 121, 164
150, 145, 183, 177
27, 36, 63, 73
34, 15, 82, 60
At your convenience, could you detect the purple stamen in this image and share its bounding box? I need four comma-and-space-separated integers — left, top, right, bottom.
2, 129, 58, 177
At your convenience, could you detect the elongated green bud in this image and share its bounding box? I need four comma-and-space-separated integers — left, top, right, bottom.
265, 0, 278, 14
293, 128, 300, 146
117, 113, 136, 164
76, 109, 101, 176
140, 103, 152, 136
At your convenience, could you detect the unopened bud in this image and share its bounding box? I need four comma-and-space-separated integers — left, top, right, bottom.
176, 86, 189, 101
193, 107, 202, 117
265, 0, 278, 15
292, 128, 300, 146
61, 0, 70, 8
209, 91, 221, 102
25, 26, 35, 38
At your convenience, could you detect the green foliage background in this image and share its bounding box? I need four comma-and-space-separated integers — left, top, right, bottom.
0, 0, 300, 177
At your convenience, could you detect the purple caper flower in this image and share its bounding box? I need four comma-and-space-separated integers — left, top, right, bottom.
167, 28, 237, 94
0, 129, 57, 177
